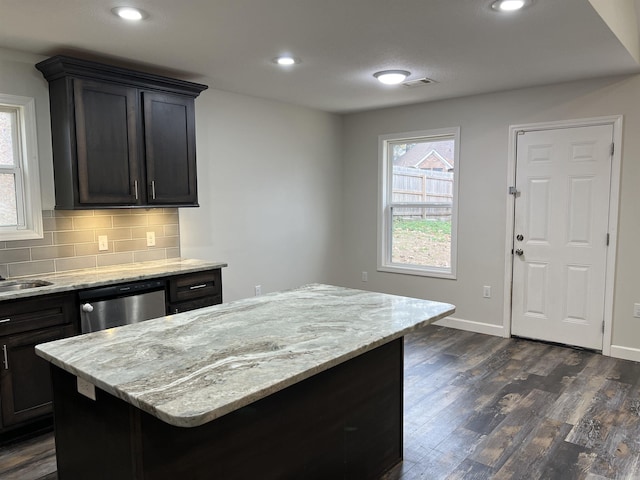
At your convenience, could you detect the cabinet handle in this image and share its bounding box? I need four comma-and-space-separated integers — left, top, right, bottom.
151, 180, 156, 200
2, 345, 8, 370
0, 318, 10, 324
189, 284, 208, 290
134, 180, 139, 200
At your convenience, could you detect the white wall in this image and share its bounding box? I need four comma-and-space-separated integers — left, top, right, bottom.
589, 0, 640, 63
0, 48, 55, 208
341, 74, 640, 356
180, 89, 344, 301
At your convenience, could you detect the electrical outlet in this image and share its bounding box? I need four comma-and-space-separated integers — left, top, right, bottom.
146, 231, 156, 247
634, 303, 640, 318
361, 271, 368, 282
255, 285, 262, 296
483, 286, 491, 298
98, 235, 108, 251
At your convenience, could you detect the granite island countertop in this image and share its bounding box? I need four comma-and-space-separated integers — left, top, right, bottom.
0, 258, 227, 301
36, 284, 455, 428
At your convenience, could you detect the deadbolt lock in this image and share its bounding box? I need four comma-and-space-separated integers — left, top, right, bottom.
516, 234, 524, 241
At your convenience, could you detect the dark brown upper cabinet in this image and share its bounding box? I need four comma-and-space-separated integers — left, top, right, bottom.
36, 56, 208, 209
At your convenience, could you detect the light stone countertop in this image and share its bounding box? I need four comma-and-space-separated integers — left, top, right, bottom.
0, 258, 227, 301
36, 283, 455, 428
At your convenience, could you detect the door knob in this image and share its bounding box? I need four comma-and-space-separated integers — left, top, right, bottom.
82, 303, 94, 313
515, 249, 524, 256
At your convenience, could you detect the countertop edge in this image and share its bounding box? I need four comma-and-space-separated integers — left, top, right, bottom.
0, 258, 228, 301
35, 304, 455, 428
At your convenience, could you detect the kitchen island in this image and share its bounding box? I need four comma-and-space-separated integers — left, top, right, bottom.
36, 284, 455, 479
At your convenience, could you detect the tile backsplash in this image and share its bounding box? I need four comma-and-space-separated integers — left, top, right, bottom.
0, 209, 181, 279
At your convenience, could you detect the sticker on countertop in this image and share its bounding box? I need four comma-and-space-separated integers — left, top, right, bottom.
77, 376, 96, 401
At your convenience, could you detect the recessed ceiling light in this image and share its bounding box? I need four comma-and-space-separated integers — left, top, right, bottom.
491, 0, 530, 12
273, 56, 300, 66
373, 70, 411, 85
111, 6, 147, 21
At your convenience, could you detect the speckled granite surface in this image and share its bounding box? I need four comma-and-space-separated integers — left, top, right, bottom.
0, 258, 227, 301
36, 284, 455, 428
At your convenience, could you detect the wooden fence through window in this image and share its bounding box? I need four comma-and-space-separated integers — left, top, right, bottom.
392, 167, 453, 220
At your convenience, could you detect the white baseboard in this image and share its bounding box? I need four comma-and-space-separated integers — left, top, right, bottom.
433, 316, 506, 337
609, 345, 640, 362
433, 320, 640, 361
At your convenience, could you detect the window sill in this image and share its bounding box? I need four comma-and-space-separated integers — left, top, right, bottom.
0, 224, 44, 242
377, 264, 456, 280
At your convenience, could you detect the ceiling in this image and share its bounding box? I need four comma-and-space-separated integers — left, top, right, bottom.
1, 0, 640, 114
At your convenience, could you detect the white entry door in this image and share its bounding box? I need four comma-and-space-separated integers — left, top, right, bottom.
511, 124, 613, 350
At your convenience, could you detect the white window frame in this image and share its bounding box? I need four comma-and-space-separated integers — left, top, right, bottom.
0, 94, 43, 240
377, 127, 460, 279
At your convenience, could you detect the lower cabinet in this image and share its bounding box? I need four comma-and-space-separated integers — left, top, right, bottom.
0, 293, 77, 436
167, 269, 222, 314
0, 324, 74, 427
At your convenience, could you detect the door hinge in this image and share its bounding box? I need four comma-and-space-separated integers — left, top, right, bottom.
509, 186, 519, 196
606, 233, 610, 246
610, 143, 615, 156
602, 321, 605, 333
517, 130, 526, 136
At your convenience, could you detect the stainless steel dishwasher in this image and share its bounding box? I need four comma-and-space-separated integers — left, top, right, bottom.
79, 279, 166, 333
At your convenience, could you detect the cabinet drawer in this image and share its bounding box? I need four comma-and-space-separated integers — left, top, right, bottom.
168, 295, 222, 315
168, 270, 221, 303
0, 293, 77, 336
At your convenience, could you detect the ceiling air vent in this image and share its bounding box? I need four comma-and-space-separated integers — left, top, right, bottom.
402, 77, 436, 88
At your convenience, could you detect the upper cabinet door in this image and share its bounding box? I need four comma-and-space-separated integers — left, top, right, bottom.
36, 55, 207, 209
74, 79, 140, 205
143, 92, 198, 205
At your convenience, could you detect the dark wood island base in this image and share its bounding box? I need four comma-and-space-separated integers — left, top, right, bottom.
51, 338, 404, 479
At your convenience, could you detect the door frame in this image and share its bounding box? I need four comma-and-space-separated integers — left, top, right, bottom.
502, 115, 622, 355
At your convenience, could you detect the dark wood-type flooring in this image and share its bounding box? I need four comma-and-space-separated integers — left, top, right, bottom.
3, 325, 640, 479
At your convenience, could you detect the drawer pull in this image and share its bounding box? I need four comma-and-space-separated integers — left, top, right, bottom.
189, 284, 208, 290
2, 345, 8, 370
0, 318, 10, 324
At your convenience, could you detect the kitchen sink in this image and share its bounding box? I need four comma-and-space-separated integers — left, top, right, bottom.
0, 279, 53, 293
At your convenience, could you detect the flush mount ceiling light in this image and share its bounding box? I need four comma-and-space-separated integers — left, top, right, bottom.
111, 6, 147, 21
373, 70, 411, 85
273, 55, 300, 66
491, 0, 531, 12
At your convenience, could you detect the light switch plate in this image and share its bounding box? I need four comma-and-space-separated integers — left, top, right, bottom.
98, 235, 108, 251
146, 231, 156, 246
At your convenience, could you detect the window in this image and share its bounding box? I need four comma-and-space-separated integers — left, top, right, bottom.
0, 94, 42, 240
378, 127, 459, 278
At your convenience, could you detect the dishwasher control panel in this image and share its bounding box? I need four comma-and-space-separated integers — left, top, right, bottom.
79, 279, 166, 301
